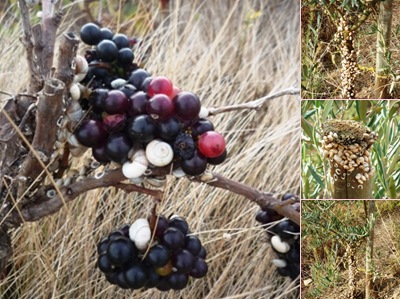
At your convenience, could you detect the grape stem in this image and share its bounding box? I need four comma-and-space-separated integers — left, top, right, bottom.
2, 168, 299, 227
208, 87, 300, 115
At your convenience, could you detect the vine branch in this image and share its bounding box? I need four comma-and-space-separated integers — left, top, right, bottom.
208, 87, 299, 116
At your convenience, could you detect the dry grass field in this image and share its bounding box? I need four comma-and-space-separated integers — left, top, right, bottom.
0, 1, 300, 298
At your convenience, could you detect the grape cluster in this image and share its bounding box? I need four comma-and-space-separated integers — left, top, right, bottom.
97, 215, 208, 291
68, 23, 227, 177
255, 194, 300, 280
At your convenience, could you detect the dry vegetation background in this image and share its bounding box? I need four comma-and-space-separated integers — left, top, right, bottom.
0, 0, 300, 298
302, 201, 400, 299
301, 1, 400, 99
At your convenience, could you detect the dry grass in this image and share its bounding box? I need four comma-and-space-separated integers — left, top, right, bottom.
0, 0, 300, 298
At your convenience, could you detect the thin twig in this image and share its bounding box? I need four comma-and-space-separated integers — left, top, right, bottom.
208, 87, 300, 115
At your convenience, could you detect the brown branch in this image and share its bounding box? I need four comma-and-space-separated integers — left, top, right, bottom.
208, 87, 300, 116
18, 33, 79, 198
18, 0, 42, 94
193, 172, 300, 226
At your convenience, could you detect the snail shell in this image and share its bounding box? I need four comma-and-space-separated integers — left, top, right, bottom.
198, 107, 209, 118
73, 55, 89, 83
129, 218, 151, 251
69, 83, 81, 101
272, 259, 287, 268
172, 167, 186, 178
122, 149, 149, 179
145, 139, 174, 167
270, 235, 290, 253
111, 78, 127, 89
66, 101, 83, 124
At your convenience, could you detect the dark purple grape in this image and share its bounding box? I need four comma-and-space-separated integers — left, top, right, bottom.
140, 76, 153, 92
185, 235, 202, 256
207, 149, 227, 165
100, 27, 114, 40
157, 117, 181, 142
173, 92, 201, 120
191, 119, 214, 139
276, 266, 291, 277
197, 246, 207, 259
108, 230, 125, 241
156, 277, 171, 291
126, 115, 157, 143
181, 151, 207, 176
168, 272, 189, 290
97, 252, 114, 273
128, 91, 148, 116
162, 227, 185, 250
75, 119, 107, 148
145, 244, 170, 267
146, 94, 174, 120
145, 268, 160, 288
118, 47, 134, 65
112, 33, 130, 49
105, 132, 132, 163
85, 65, 111, 85
119, 84, 137, 98
255, 210, 270, 224
119, 224, 131, 237
169, 216, 189, 235
80, 23, 102, 45
106, 236, 136, 265
289, 262, 300, 280
92, 142, 111, 164
271, 220, 299, 240
171, 249, 195, 273
105, 272, 119, 285
173, 132, 195, 160
154, 215, 169, 239
97, 237, 109, 254
286, 246, 300, 263
116, 270, 131, 289
102, 90, 129, 115
189, 257, 208, 278
103, 114, 127, 133
124, 263, 148, 289
96, 40, 119, 62
88, 88, 109, 113
128, 69, 151, 89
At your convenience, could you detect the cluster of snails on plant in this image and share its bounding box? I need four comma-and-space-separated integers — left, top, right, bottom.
335, 16, 360, 99
321, 120, 378, 188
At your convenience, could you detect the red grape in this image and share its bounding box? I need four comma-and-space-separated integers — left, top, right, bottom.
147, 76, 174, 98
197, 131, 226, 158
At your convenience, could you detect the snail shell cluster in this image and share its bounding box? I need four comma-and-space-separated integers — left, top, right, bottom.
129, 218, 151, 251
321, 120, 378, 186
335, 17, 360, 99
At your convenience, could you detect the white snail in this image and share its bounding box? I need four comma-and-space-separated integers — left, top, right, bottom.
66, 101, 83, 124
172, 167, 186, 178
122, 149, 149, 179
69, 83, 81, 101
270, 235, 290, 253
73, 55, 89, 83
198, 107, 209, 118
272, 259, 287, 268
111, 78, 127, 89
145, 139, 174, 167
129, 218, 151, 251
